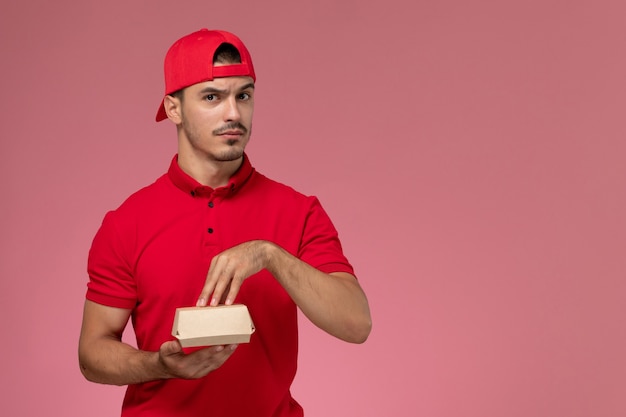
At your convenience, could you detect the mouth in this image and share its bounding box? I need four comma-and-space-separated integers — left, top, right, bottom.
218, 131, 244, 142
219, 130, 244, 136
214, 123, 249, 141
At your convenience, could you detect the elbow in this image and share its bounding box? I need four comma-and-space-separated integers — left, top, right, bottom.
342, 315, 372, 344
78, 353, 100, 384
354, 317, 373, 344
78, 350, 115, 385
79, 359, 96, 382
79, 360, 125, 386
78, 344, 98, 383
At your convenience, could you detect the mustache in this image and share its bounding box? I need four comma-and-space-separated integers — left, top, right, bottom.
213, 122, 248, 135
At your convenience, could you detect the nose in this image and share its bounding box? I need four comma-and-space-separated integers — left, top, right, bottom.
223, 96, 241, 122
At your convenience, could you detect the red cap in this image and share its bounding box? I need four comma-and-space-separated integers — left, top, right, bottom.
155, 29, 256, 122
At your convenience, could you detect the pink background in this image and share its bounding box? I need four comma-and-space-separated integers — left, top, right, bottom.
1, 1, 625, 416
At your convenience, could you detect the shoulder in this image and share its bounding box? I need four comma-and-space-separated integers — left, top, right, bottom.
246, 170, 314, 203
97, 173, 176, 231
242, 171, 328, 220
113, 173, 173, 213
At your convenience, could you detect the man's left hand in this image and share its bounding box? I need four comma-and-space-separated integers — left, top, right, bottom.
196, 240, 269, 307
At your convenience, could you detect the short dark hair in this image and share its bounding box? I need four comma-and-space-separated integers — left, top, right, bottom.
170, 89, 184, 101
213, 43, 242, 64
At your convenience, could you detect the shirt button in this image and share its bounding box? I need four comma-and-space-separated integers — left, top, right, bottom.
208, 228, 214, 234
208, 201, 214, 208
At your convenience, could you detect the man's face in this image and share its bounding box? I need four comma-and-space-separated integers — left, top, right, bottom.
174, 75, 255, 163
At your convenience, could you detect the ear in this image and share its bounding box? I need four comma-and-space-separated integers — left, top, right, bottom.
163, 94, 182, 124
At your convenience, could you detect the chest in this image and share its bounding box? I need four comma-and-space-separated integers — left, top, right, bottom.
132, 195, 305, 308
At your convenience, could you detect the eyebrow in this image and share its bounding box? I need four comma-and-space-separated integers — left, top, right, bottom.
198, 82, 255, 95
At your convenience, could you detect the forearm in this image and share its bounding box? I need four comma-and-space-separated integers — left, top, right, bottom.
79, 337, 166, 386
265, 242, 372, 343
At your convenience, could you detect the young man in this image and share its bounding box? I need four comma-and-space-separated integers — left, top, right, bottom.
79, 29, 371, 417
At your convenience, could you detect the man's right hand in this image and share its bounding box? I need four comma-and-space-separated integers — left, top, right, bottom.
79, 300, 238, 385
158, 340, 238, 379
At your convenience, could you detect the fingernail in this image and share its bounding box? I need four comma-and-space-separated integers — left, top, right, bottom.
230, 344, 238, 351
210, 297, 218, 306
196, 297, 206, 307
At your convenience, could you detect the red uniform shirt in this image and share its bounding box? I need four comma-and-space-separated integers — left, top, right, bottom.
86, 155, 354, 417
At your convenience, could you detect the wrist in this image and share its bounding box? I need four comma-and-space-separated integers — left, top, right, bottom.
262, 240, 282, 276
153, 351, 170, 380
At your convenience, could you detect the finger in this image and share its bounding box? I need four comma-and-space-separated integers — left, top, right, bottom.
179, 344, 240, 379
191, 344, 237, 366
224, 274, 244, 305
216, 282, 232, 305
208, 344, 238, 361
160, 339, 183, 357
209, 270, 233, 306
197, 257, 221, 306
207, 257, 234, 306
210, 344, 238, 354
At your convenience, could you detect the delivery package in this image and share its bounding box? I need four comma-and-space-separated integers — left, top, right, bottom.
172, 304, 255, 348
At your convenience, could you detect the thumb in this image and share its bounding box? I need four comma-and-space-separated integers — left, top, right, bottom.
160, 339, 183, 357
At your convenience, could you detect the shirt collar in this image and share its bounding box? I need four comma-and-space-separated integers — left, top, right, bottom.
168, 153, 254, 198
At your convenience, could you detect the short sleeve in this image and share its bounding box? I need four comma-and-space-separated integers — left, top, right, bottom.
297, 197, 355, 276
86, 211, 138, 309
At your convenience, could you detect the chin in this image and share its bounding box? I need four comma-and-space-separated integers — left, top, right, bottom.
214, 148, 245, 162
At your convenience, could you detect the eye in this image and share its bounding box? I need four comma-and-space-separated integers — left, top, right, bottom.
238, 92, 251, 100
205, 94, 216, 101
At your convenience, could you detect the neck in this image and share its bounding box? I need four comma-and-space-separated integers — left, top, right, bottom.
177, 152, 243, 189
